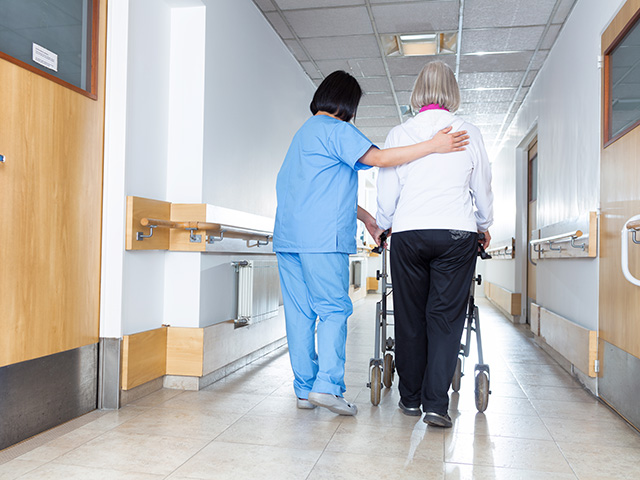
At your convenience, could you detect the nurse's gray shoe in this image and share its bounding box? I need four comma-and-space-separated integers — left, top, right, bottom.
308, 392, 357, 416
297, 398, 317, 409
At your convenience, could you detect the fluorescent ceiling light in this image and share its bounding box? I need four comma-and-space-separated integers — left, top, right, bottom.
382, 32, 457, 57
464, 50, 524, 56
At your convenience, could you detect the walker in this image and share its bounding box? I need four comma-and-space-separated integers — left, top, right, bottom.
367, 233, 492, 413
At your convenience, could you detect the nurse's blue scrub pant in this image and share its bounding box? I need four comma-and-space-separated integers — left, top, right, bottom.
276, 252, 352, 399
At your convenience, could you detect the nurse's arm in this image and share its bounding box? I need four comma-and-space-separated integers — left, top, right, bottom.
359, 126, 469, 168
357, 206, 384, 246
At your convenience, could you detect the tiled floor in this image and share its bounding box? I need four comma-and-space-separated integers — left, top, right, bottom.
2, 296, 640, 479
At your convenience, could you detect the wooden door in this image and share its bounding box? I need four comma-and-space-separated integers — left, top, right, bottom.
527, 138, 538, 316
599, 0, 640, 428
0, 8, 106, 368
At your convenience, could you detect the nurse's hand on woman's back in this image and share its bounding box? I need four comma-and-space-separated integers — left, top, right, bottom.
431, 126, 470, 153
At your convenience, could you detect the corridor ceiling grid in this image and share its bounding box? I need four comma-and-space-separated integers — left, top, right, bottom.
253, 0, 576, 151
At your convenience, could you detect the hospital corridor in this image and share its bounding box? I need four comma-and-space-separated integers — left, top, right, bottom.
2, 0, 640, 479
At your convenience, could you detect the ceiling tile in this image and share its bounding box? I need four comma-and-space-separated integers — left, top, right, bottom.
515, 86, 530, 102
458, 102, 511, 114
386, 55, 455, 76
359, 93, 397, 106
460, 113, 506, 125
358, 126, 395, 139
300, 61, 323, 79
357, 105, 399, 118
253, 0, 276, 12
284, 39, 309, 61
462, 26, 545, 54
530, 49, 549, 70
315, 59, 353, 77
346, 58, 387, 77
524, 69, 537, 86
354, 116, 400, 127
541, 24, 561, 50
463, 0, 557, 29
460, 51, 533, 73
265, 12, 293, 39
392, 75, 418, 91
396, 91, 412, 105
275, 0, 365, 9
458, 71, 524, 89
553, 0, 577, 24
358, 76, 392, 93
284, 6, 373, 38
301, 35, 380, 60
372, 1, 460, 34
460, 89, 516, 103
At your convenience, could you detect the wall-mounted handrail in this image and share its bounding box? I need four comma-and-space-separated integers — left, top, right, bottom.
138, 217, 272, 247
485, 238, 515, 259
529, 229, 583, 246
621, 214, 640, 287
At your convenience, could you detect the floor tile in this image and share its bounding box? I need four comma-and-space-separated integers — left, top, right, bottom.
0, 460, 43, 480
444, 463, 577, 479
168, 441, 321, 479
52, 431, 209, 476
557, 442, 640, 480
17, 463, 165, 479
308, 451, 445, 480
213, 414, 340, 451
445, 433, 573, 474
325, 421, 444, 463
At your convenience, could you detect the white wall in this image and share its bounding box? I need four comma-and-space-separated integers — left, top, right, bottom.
484, 0, 626, 329
201, 0, 314, 218
103, 0, 316, 336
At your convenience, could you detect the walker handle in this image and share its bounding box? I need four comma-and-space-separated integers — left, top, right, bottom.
478, 233, 492, 260
372, 229, 391, 254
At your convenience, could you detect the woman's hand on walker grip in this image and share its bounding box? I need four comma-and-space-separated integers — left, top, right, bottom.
431, 126, 469, 153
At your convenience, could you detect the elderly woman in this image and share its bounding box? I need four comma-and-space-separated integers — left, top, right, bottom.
376, 61, 493, 427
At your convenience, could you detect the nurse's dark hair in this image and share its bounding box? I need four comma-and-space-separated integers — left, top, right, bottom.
310, 70, 363, 122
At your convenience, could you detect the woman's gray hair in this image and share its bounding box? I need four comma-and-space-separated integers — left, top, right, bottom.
410, 61, 460, 113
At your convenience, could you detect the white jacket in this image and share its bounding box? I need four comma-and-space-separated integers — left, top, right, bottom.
376, 109, 493, 234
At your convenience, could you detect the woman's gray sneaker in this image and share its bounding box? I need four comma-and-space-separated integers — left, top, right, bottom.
308, 392, 357, 416
297, 398, 317, 409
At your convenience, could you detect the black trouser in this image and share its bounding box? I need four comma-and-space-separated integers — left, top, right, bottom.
390, 229, 478, 415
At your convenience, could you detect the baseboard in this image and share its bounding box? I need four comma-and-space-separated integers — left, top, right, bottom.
0, 344, 98, 450
484, 281, 522, 323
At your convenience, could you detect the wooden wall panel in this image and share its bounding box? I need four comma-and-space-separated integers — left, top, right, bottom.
485, 281, 521, 316
0, 0, 107, 367
166, 327, 204, 376
539, 307, 597, 377
530, 302, 541, 336
125, 196, 172, 250
600, 0, 640, 359
121, 328, 168, 390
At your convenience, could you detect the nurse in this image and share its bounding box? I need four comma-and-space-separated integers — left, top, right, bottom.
273, 70, 469, 416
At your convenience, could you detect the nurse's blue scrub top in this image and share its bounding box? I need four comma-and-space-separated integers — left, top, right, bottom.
274, 115, 375, 254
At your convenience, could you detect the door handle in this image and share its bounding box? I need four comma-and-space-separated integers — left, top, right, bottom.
621, 214, 640, 287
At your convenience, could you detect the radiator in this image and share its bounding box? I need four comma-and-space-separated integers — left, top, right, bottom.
236, 260, 281, 327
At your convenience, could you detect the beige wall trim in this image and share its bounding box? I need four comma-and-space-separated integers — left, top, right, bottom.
485, 281, 522, 318
539, 307, 598, 377
121, 327, 168, 390
121, 312, 287, 391
530, 302, 541, 336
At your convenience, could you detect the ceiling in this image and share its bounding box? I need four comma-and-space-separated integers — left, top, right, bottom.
252, 0, 577, 152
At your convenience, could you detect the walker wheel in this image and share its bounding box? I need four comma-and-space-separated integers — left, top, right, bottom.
452, 356, 462, 393
383, 353, 394, 388
370, 366, 382, 406
474, 370, 490, 412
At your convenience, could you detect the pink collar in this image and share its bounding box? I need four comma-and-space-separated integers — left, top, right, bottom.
419, 103, 449, 113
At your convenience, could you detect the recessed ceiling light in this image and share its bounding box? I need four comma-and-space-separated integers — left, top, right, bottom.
382, 32, 458, 57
